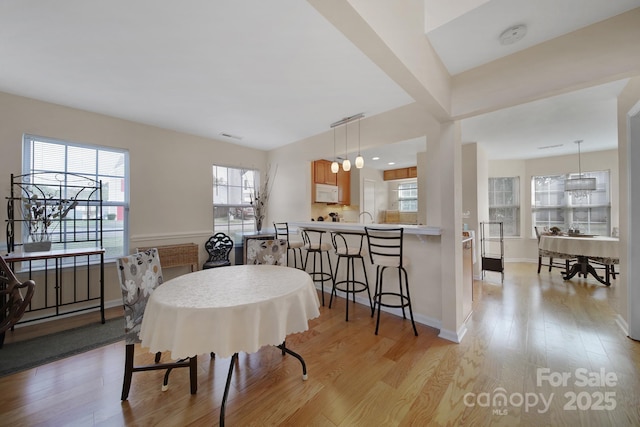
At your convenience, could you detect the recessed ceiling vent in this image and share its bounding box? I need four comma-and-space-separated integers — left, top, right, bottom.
219, 132, 242, 140
499, 24, 527, 45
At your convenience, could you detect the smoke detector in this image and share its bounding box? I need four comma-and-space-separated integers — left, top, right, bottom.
499, 24, 527, 45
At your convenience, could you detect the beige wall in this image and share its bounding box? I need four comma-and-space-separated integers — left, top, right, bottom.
488, 149, 619, 262
0, 91, 267, 304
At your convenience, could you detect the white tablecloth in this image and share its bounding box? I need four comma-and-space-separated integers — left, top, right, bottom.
539, 235, 619, 262
139, 265, 321, 359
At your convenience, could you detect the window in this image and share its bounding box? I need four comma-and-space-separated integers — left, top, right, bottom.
212, 165, 259, 241
488, 177, 520, 237
531, 170, 610, 236
397, 181, 417, 212
23, 134, 129, 260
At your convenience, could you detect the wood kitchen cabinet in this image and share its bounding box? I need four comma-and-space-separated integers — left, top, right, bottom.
312, 159, 337, 185
383, 166, 417, 181
311, 159, 350, 205
336, 167, 350, 205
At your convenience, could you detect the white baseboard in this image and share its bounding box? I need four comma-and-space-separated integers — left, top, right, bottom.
615, 313, 629, 336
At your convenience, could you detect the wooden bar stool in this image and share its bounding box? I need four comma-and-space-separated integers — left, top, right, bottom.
300, 228, 333, 306
364, 226, 418, 336
330, 231, 373, 321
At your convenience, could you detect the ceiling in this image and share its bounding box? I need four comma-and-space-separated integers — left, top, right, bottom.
0, 0, 637, 167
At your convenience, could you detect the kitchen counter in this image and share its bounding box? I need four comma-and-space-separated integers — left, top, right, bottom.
290, 220, 447, 338
289, 221, 442, 236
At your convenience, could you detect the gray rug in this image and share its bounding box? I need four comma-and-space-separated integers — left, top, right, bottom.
0, 317, 125, 377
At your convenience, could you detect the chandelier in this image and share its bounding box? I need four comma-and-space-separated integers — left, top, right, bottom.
565, 140, 596, 200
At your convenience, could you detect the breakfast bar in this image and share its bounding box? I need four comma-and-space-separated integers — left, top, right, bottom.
290, 221, 445, 332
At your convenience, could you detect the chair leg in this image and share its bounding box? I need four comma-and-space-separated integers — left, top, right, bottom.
189, 355, 198, 394
402, 267, 418, 336
537, 256, 542, 274
155, 351, 161, 363
549, 257, 553, 272
121, 343, 135, 401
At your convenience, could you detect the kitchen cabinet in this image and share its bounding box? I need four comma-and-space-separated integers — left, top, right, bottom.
383, 166, 417, 181
312, 159, 337, 186
312, 159, 350, 205
337, 167, 350, 205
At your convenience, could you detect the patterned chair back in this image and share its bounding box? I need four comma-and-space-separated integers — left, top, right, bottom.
0, 256, 36, 343
116, 248, 164, 344
245, 239, 288, 265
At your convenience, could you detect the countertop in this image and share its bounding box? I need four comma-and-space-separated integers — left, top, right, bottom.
289, 221, 442, 236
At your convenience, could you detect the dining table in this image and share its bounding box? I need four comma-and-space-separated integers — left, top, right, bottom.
539, 234, 619, 286
139, 264, 321, 426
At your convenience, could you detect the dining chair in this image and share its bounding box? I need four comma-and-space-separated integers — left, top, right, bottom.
273, 222, 305, 269
245, 238, 288, 265
203, 232, 234, 269
534, 226, 572, 274
0, 256, 36, 348
364, 227, 418, 336
116, 248, 197, 400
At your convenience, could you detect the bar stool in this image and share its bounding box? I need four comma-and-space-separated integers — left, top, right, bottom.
300, 228, 333, 306
364, 226, 418, 336
330, 231, 373, 321
273, 222, 305, 269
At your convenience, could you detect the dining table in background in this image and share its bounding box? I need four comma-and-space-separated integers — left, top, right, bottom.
139, 264, 321, 426
539, 234, 619, 286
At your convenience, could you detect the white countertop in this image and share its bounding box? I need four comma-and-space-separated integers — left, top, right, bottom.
289, 221, 442, 236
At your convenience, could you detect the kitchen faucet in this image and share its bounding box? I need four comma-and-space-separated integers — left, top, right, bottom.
359, 211, 374, 224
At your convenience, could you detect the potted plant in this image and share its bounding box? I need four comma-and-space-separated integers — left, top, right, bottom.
21, 194, 78, 252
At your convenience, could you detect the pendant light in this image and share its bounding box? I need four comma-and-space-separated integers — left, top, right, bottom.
331, 127, 339, 173
565, 139, 596, 200
342, 122, 351, 172
355, 117, 364, 168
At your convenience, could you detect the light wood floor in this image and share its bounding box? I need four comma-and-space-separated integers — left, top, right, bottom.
1, 263, 639, 426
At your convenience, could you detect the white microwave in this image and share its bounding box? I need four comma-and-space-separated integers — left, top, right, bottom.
315, 183, 339, 203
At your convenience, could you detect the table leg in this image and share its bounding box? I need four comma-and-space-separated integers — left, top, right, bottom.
220, 353, 238, 427
276, 343, 308, 380
563, 256, 610, 286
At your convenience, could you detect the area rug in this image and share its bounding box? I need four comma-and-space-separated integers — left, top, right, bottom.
0, 317, 124, 377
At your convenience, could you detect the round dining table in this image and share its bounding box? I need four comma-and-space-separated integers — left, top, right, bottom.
539, 235, 619, 285
139, 264, 321, 426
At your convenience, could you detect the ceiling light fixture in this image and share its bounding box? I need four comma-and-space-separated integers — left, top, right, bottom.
343, 123, 351, 172
499, 24, 527, 45
565, 140, 596, 200
331, 127, 339, 173
355, 117, 364, 169
329, 113, 364, 172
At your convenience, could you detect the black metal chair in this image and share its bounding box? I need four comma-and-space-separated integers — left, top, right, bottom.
274, 222, 305, 269
364, 227, 418, 336
300, 228, 333, 306
330, 231, 373, 321
116, 249, 197, 400
203, 232, 233, 269
0, 256, 36, 349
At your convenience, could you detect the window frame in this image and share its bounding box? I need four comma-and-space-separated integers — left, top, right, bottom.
488, 176, 521, 237
531, 170, 611, 237
212, 165, 260, 243
22, 134, 129, 261
397, 181, 418, 212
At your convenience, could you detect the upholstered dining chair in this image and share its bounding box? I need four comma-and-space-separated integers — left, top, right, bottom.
0, 256, 36, 349
203, 232, 234, 269
534, 226, 572, 274
116, 248, 197, 400
245, 238, 288, 265
274, 222, 305, 269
